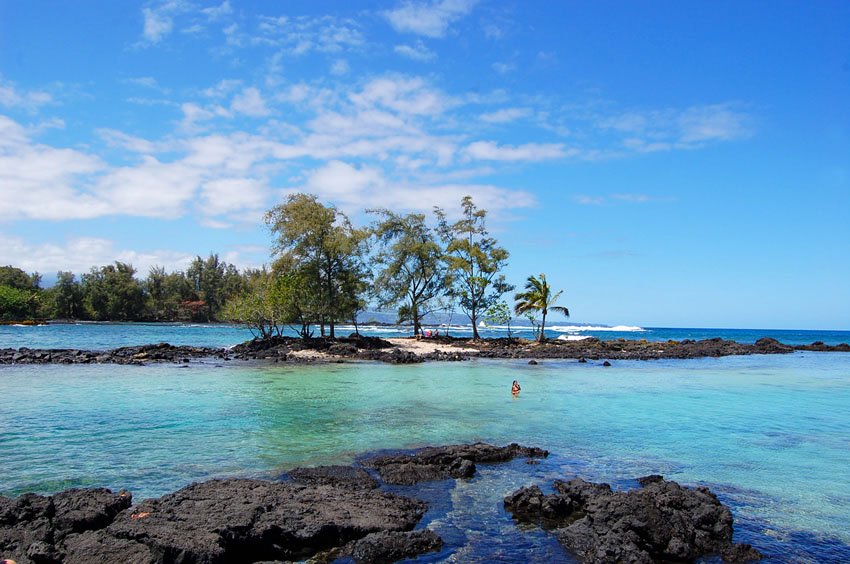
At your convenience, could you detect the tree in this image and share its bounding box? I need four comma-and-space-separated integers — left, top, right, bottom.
52, 271, 83, 319
82, 262, 145, 321
222, 271, 298, 340
485, 301, 513, 340
265, 193, 368, 338
435, 196, 513, 340
0, 285, 39, 321
513, 273, 569, 343
0, 266, 40, 290
370, 210, 447, 336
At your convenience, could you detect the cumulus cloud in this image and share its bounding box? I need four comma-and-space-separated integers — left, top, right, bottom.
296, 160, 534, 216
0, 233, 202, 276
383, 0, 478, 38
349, 76, 455, 116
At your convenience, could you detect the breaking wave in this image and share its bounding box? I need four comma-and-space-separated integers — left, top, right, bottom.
549, 325, 645, 333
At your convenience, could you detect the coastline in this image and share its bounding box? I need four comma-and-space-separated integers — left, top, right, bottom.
0, 442, 764, 563
1, 335, 848, 366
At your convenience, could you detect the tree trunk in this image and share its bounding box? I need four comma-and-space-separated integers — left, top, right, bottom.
471, 312, 480, 340
329, 318, 335, 339
539, 310, 547, 343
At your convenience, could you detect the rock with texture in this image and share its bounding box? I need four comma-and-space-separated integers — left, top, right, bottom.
504, 475, 762, 563
365, 442, 549, 485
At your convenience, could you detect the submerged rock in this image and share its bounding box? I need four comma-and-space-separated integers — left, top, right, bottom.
349, 529, 443, 563
365, 442, 549, 485
504, 475, 762, 563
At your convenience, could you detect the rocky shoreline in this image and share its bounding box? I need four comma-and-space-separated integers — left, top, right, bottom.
1, 334, 848, 366
0, 443, 762, 563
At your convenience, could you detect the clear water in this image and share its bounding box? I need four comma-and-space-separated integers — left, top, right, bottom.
1, 320, 848, 350
1, 352, 849, 562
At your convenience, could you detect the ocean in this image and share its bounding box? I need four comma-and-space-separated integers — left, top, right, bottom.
1, 322, 849, 562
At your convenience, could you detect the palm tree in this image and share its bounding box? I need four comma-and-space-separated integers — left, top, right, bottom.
514, 273, 569, 343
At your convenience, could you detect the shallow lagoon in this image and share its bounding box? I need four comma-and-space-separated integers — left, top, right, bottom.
2, 353, 849, 561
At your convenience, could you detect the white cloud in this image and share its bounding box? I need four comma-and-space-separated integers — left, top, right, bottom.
0, 80, 52, 112
123, 76, 168, 93
231, 87, 271, 117
0, 116, 106, 220
491, 61, 516, 74
383, 0, 478, 38
202, 79, 242, 98
480, 107, 531, 123
349, 76, 455, 117
141, 0, 190, 44
394, 41, 436, 62
201, 0, 232, 21
598, 103, 752, 150
330, 59, 350, 76
0, 233, 202, 276
0, 114, 277, 223
297, 160, 534, 217
200, 177, 268, 216
252, 15, 364, 54
464, 141, 567, 162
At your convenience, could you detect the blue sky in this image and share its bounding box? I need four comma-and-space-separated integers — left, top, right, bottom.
0, 0, 848, 329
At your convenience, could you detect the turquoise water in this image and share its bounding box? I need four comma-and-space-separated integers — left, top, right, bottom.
1, 352, 849, 561
1, 320, 848, 350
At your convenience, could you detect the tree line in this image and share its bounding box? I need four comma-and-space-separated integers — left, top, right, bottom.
1, 194, 569, 342
226, 193, 567, 342
0, 255, 249, 323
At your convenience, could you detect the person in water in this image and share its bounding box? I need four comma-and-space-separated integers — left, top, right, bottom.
511, 380, 521, 395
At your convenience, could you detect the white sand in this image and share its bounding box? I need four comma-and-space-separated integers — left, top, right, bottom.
385, 337, 478, 356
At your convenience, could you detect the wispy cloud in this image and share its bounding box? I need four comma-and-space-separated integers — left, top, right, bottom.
0, 79, 52, 112
599, 103, 753, 150
574, 193, 667, 205
383, 0, 478, 38
250, 15, 364, 55
141, 0, 191, 45
480, 107, 531, 123
464, 141, 567, 162
394, 40, 436, 62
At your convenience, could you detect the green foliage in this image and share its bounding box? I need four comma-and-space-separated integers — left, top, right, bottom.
0, 266, 41, 290
435, 196, 513, 340
485, 301, 513, 339
222, 271, 300, 339
370, 209, 447, 336
514, 273, 569, 343
51, 271, 83, 319
0, 285, 40, 321
265, 193, 369, 338
186, 254, 244, 321
82, 262, 146, 321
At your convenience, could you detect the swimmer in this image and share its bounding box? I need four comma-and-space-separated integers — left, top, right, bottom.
511, 380, 521, 395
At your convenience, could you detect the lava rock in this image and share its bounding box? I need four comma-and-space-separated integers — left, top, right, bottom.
0, 488, 131, 564
287, 465, 378, 490
349, 529, 443, 563
504, 475, 763, 563
365, 442, 548, 485
104, 478, 427, 562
